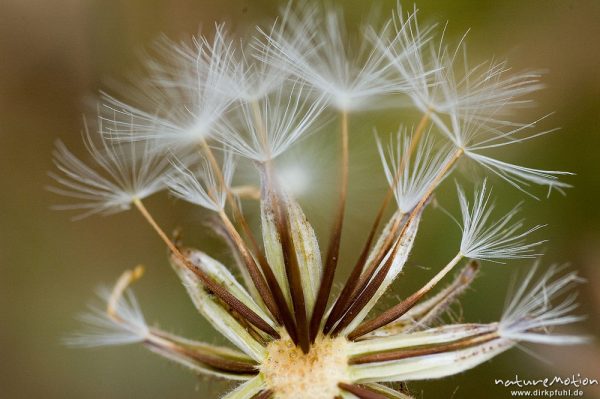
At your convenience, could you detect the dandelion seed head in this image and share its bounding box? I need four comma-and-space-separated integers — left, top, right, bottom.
55, 3, 586, 398
101, 24, 237, 151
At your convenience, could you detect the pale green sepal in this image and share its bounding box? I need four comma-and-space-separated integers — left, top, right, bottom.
261, 198, 293, 308
139, 328, 256, 381
349, 338, 513, 383
184, 249, 276, 329
171, 261, 267, 361
287, 198, 322, 315
261, 193, 322, 315
221, 375, 265, 399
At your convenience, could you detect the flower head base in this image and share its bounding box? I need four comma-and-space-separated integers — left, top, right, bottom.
54, 3, 586, 399
262, 334, 349, 399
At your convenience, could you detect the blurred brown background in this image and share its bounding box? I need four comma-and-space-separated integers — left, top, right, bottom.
1, 0, 599, 398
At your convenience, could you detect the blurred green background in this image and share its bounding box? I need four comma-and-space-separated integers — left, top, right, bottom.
1, 0, 599, 398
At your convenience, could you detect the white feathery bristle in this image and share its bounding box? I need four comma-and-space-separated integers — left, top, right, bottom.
378, 4, 543, 126
167, 151, 235, 212
258, 3, 394, 111
377, 128, 453, 213
429, 106, 572, 195
465, 151, 572, 197
100, 24, 236, 150
227, 41, 289, 103
499, 264, 588, 345
215, 80, 327, 162
49, 123, 172, 219
373, 4, 438, 113
434, 101, 553, 150
65, 287, 149, 348
227, 10, 300, 103
431, 41, 544, 120
375, 8, 570, 197
458, 181, 545, 261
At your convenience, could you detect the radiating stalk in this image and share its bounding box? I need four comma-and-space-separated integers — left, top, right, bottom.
329, 228, 405, 336
310, 110, 349, 341
349, 332, 498, 364
146, 336, 259, 375
330, 148, 464, 335
107, 267, 261, 375
198, 139, 272, 299
272, 191, 310, 351
348, 253, 464, 340
249, 101, 301, 345
324, 213, 408, 335
132, 198, 280, 339
325, 112, 431, 332
218, 210, 283, 325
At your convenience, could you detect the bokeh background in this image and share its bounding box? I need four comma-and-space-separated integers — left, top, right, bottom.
1, 0, 599, 398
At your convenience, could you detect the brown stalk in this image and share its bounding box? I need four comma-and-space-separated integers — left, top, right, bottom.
252, 390, 274, 399
146, 338, 259, 375
386, 261, 480, 335
199, 139, 284, 323
323, 194, 393, 333
132, 198, 280, 339
342, 148, 464, 340
248, 100, 302, 344
218, 210, 282, 324
331, 148, 464, 336
269, 180, 310, 353
349, 259, 477, 339
324, 113, 431, 333
329, 225, 406, 336
338, 383, 389, 399
310, 110, 349, 341
324, 213, 408, 335
214, 212, 298, 343
349, 332, 499, 365
255, 165, 300, 344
